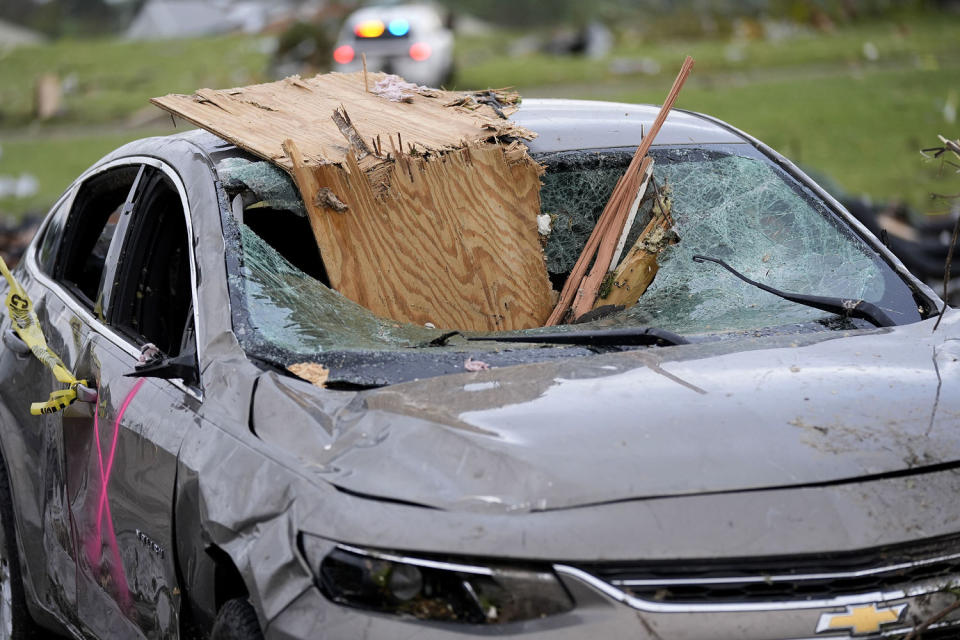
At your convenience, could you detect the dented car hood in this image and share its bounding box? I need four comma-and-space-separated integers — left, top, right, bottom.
252, 314, 960, 513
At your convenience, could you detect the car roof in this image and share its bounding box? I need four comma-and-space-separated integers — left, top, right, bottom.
155, 98, 747, 163
513, 99, 746, 154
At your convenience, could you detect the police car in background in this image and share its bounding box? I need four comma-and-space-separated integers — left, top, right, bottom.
331, 3, 455, 87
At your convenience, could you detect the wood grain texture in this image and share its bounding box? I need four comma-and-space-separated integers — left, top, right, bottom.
152, 72, 533, 170
154, 72, 552, 331
286, 140, 553, 332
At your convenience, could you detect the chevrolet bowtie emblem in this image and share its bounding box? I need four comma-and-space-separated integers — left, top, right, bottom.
816, 603, 907, 635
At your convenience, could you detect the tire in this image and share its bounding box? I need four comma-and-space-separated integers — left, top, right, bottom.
0, 453, 43, 639
210, 598, 264, 640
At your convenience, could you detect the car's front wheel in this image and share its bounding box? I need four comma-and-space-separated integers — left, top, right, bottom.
210, 598, 264, 640
0, 453, 43, 639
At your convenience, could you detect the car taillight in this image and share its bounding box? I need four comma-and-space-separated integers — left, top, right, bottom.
409, 42, 431, 61
333, 45, 355, 65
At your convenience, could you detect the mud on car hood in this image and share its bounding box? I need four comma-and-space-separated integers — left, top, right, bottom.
251, 316, 960, 513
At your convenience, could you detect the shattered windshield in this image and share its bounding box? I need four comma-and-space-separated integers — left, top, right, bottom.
539, 145, 911, 334
218, 144, 919, 365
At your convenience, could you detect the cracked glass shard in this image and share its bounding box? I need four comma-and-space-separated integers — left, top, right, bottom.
217, 156, 306, 216
236, 225, 437, 352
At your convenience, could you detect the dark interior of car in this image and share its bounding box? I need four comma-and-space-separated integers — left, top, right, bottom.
244, 206, 329, 284
111, 170, 193, 356
57, 165, 140, 304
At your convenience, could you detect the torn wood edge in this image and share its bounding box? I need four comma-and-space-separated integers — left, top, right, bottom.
610, 158, 655, 271
332, 105, 373, 160
597, 184, 677, 309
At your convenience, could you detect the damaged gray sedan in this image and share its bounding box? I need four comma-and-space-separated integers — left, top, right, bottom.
1, 99, 958, 640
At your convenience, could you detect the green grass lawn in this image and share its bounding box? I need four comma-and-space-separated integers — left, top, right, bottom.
0, 15, 957, 220
0, 35, 270, 127
607, 65, 957, 215
454, 14, 960, 213
0, 127, 173, 217
454, 15, 960, 90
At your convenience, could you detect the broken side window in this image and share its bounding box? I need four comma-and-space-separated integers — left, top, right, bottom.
54, 165, 141, 309
109, 168, 193, 357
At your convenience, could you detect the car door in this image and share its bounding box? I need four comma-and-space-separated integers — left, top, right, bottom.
0, 162, 142, 632
65, 160, 202, 639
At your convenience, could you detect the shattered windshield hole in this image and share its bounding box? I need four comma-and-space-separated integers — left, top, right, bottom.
218, 157, 329, 284
219, 144, 909, 366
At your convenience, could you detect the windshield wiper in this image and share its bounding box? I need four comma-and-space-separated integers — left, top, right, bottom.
692, 255, 896, 328
467, 326, 689, 348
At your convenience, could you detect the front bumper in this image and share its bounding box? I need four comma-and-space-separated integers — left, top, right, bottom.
266, 565, 960, 639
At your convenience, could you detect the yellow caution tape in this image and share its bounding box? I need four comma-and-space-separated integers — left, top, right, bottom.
0, 256, 86, 415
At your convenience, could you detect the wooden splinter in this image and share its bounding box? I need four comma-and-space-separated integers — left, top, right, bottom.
596, 183, 677, 308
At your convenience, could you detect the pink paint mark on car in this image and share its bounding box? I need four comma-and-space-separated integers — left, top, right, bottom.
85, 377, 145, 610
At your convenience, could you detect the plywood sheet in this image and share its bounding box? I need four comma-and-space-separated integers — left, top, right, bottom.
285, 140, 553, 332
154, 72, 551, 331
152, 72, 533, 170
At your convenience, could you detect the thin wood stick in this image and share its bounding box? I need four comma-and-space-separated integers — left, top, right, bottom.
547, 56, 694, 325
933, 212, 960, 332
933, 134, 960, 332
903, 599, 960, 640
361, 53, 369, 92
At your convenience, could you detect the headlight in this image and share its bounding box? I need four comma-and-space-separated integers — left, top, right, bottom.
307, 542, 574, 624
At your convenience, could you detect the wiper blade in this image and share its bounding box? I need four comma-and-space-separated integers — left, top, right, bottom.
692, 255, 896, 328
467, 326, 689, 347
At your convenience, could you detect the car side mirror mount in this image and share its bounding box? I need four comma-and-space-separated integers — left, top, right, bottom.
126, 341, 199, 387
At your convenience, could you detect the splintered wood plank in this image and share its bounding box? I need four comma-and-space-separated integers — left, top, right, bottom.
547, 56, 694, 325
598, 211, 676, 308
152, 72, 533, 171
286, 140, 553, 332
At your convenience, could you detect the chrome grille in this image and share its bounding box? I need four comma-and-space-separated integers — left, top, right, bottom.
581, 535, 960, 604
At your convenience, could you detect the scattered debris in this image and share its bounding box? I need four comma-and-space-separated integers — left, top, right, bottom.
138, 343, 162, 366
371, 74, 436, 103
537, 214, 553, 237
464, 357, 490, 371
599, 181, 679, 309
288, 362, 330, 388
34, 73, 62, 121
444, 88, 521, 119
927, 134, 960, 332
0, 173, 39, 200
315, 187, 348, 212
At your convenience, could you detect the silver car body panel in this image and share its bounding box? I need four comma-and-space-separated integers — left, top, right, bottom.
0, 102, 956, 640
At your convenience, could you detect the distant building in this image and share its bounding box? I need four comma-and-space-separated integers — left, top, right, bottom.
125, 0, 298, 40
0, 18, 46, 50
